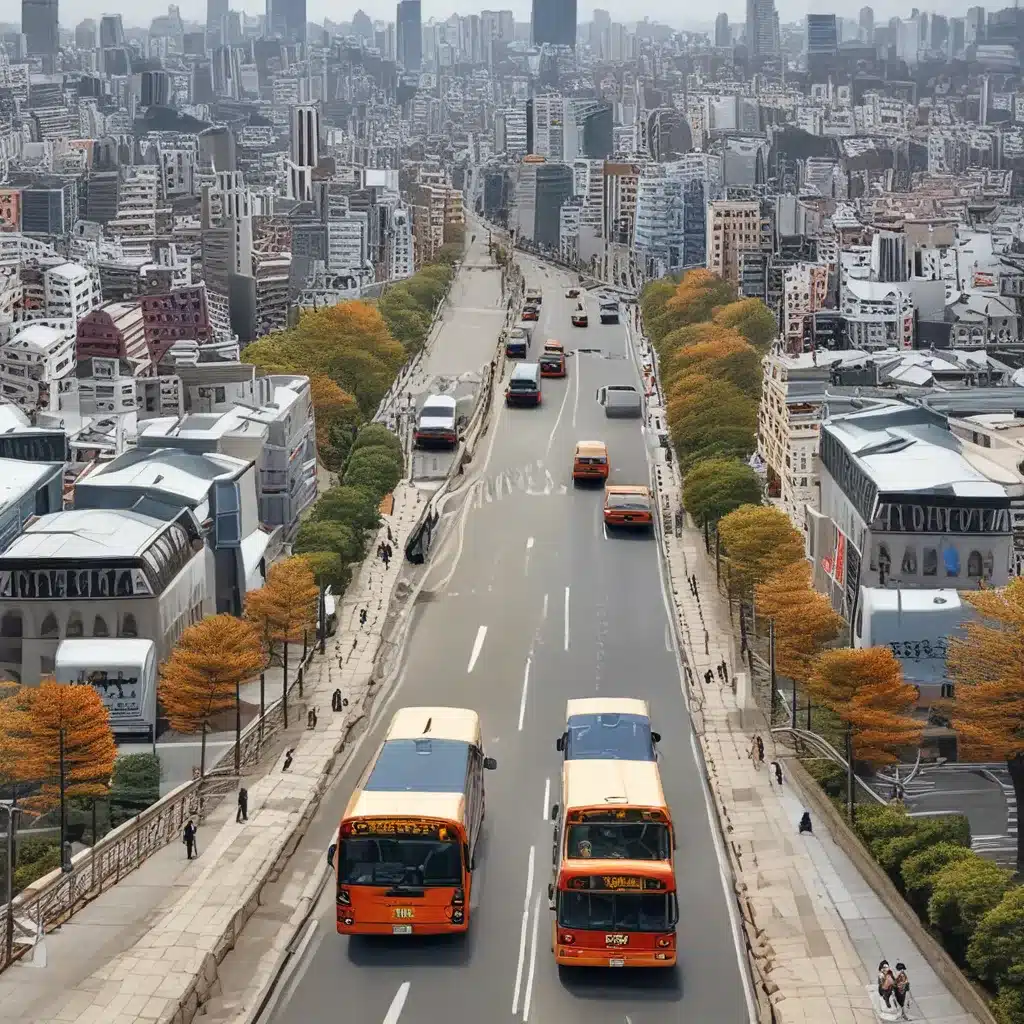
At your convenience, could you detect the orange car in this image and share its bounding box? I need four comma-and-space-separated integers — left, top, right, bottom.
603, 485, 654, 528
572, 441, 609, 483
540, 340, 566, 378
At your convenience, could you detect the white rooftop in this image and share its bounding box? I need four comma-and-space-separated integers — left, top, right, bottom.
83, 448, 250, 505
0, 459, 59, 513
5, 322, 68, 353
0, 509, 171, 561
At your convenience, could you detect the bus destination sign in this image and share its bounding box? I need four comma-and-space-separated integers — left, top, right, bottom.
569, 875, 667, 892
350, 818, 454, 839
572, 808, 664, 824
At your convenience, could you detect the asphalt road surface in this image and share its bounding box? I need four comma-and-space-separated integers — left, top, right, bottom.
268, 258, 749, 1024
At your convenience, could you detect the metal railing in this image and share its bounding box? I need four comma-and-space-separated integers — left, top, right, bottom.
770, 726, 886, 805
0, 645, 319, 972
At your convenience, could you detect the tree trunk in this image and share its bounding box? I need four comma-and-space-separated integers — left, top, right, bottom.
200, 721, 207, 778
282, 642, 289, 730
234, 681, 241, 775
1008, 752, 1024, 871
59, 728, 66, 858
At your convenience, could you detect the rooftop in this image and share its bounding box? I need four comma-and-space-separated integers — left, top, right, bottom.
0, 508, 175, 562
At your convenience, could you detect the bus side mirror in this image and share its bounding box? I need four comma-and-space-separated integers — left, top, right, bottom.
484, 756, 497, 770
548, 883, 554, 901
550, 803, 559, 821
555, 735, 564, 752
652, 732, 661, 744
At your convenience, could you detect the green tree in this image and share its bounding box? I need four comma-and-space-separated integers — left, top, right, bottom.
294, 519, 363, 564
993, 985, 1024, 1024
682, 457, 763, 525
343, 446, 404, 497
928, 857, 1014, 960
311, 484, 382, 533
901, 842, 975, 913
968, 885, 1024, 989
351, 423, 404, 458
873, 815, 971, 885
109, 752, 161, 826
713, 298, 777, 348
298, 551, 351, 593
665, 374, 758, 471
664, 331, 761, 398
717, 504, 805, 595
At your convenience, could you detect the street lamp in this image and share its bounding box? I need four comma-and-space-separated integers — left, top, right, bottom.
1, 801, 21, 964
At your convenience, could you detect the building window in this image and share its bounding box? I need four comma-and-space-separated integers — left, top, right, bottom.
119, 613, 138, 638
900, 546, 918, 576
40, 612, 59, 638
967, 551, 983, 578
878, 544, 892, 584
923, 547, 938, 576
66, 612, 84, 638
93, 615, 109, 637
940, 683, 954, 699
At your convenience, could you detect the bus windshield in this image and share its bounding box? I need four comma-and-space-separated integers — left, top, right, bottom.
566, 821, 670, 861
557, 890, 675, 932
340, 834, 463, 888
566, 713, 655, 760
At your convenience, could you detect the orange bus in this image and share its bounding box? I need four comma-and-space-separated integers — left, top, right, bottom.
549, 698, 677, 967
336, 706, 497, 936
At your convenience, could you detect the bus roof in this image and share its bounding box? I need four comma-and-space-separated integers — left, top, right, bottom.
344, 790, 466, 824
385, 706, 481, 745
566, 697, 649, 720
559, 858, 676, 884
563, 759, 667, 812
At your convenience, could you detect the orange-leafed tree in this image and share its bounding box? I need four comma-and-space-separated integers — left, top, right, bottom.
159, 614, 266, 776
755, 560, 843, 693
245, 557, 320, 729
665, 373, 758, 471
664, 331, 761, 399
809, 647, 923, 768
945, 578, 1024, 869
712, 298, 777, 349
0, 681, 32, 798
17, 679, 117, 851
717, 504, 805, 597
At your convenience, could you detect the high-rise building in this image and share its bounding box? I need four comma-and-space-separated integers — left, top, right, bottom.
532, 0, 576, 47
99, 13, 124, 47
207, 0, 228, 36
266, 0, 306, 44
965, 5, 984, 45
714, 12, 730, 47
805, 13, 838, 56
288, 105, 320, 201
22, 0, 59, 70
745, 0, 778, 58
75, 18, 96, 49
859, 6, 874, 42
396, 0, 422, 70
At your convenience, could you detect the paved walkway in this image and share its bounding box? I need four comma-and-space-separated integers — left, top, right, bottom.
642, 355, 978, 1019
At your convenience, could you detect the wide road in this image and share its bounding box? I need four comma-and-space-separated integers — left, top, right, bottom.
269, 257, 749, 1024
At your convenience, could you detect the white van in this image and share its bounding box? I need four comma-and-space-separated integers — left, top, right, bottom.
414, 394, 458, 449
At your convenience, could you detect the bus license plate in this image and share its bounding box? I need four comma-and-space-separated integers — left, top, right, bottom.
609, 958, 626, 967
392, 925, 413, 935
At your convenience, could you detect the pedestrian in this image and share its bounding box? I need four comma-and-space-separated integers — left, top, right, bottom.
893, 962, 910, 1019
704, 669, 714, 686
359, 608, 367, 626
183, 819, 198, 859
756, 735, 765, 764
376, 541, 385, 561
798, 811, 813, 835
721, 659, 729, 684
236, 786, 248, 822
385, 543, 393, 560
332, 688, 342, 712
771, 761, 783, 787
283, 748, 295, 771
749, 737, 761, 767
382, 546, 391, 569
704, 629, 710, 655
387, 525, 394, 543
878, 961, 896, 1009
716, 664, 724, 681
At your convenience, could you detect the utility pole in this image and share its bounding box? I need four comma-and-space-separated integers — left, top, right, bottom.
59, 727, 66, 858
3, 801, 21, 964
846, 726, 855, 823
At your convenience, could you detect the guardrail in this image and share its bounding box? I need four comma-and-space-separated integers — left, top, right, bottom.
0, 644, 320, 973
770, 726, 887, 805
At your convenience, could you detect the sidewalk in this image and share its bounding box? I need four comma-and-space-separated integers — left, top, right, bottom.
1, 482, 425, 1024
657, 476, 978, 1023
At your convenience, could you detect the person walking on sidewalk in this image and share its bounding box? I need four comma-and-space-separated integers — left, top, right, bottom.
236, 787, 248, 822
183, 819, 198, 859
893, 962, 910, 1019
382, 546, 391, 570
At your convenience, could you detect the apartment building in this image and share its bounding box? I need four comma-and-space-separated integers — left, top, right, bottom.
0, 322, 75, 411
76, 301, 150, 375
706, 200, 773, 290
782, 263, 830, 353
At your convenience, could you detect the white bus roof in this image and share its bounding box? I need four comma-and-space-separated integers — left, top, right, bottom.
565, 697, 650, 721
385, 706, 482, 745
563, 759, 667, 811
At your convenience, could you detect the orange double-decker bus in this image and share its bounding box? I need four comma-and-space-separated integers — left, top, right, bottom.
336, 706, 496, 936
549, 699, 677, 967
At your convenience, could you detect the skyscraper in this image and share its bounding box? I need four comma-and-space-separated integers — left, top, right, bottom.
396, 0, 422, 71
22, 0, 59, 71
289, 104, 320, 201
859, 6, 874, 42
532, 0, 576, 47
745, 0, 778, 58
715, 12, 730, 47
266, 0, 306, 43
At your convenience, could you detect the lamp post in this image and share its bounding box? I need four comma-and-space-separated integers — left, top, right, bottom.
2, 801, 21, 964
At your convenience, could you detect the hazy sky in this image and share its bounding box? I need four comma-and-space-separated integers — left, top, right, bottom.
59, 0, 977, 32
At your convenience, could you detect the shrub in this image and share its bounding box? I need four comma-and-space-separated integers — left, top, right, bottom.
994, 984, 1024, 1024
294, 519, 363, 565
968, 886, 1024, 990
298, 551, 351, 593
343, 446, 404, 497
853, 803, 916, 845
873, 815, 971, 886
902, 842, 975, 913
682, 457, 763, 526
311, 485, 381, 534
928, 857, 1014, 961
351, 423, 403, 459
110, 752, 161, 826
13, 837, 61, 892
801, 757, 846, 798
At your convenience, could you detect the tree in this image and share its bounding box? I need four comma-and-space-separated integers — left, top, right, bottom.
928, 857, 1014, 961
755, 560, 843, 691
665, 374, 758, 471
968, 886, 1024, 990
663, 332, 761, 398
809, 647, 923, 769
713, 298, 777, 348
343, 445, 404, 497
308, 375, 358, 468
351, 423, 404, 459
158, 614, 265, 776
298, 551, 350, 594
245, 558, 319, 729
902, 842, 975, 913
945, 577, 1024, 869
109, 753, 161, 827
639, 279, 676, 337
17, 680, 117, 853
380, 305, 432, 350
664, 268, 736, 323
993, 985, 1024, 1024
311, 484, 381, 534
683, 457, 763, 525
294, 519, 363, 565
717, 504, 805, 595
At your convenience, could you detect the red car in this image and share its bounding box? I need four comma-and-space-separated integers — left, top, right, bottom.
522, 304, 539, 322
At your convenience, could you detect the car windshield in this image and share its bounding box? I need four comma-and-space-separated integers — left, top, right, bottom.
607, 492, 650, 510
557, 891, 674, 932
339, 836, 463, 887
420, 405, 453, 420
566, 822, 671, 861
566, 713, 655, 760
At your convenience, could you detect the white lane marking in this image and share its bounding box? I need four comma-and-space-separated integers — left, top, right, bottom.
544, 366, 573, 459
526, 536, 534, 550
542, 777, 551, 820
467, 626, 487, 673
564, 586, 570, 651
542, 593, 549, 619
603, 518, 609, 541
572, 350, 581, 428
665, 623, 672, 651
512, 846, 536, 1015
518, 658, 531, 731
523, 894, 542, 1021
383, 982, 410, 1024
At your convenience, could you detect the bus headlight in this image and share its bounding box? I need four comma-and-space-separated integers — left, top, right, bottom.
337, 889, 351, 906
656, 936, 673, 948
560, 933, 575, 944
342, 916, 354, 926
452, 888, 465, 906
451, 908, 464, 924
